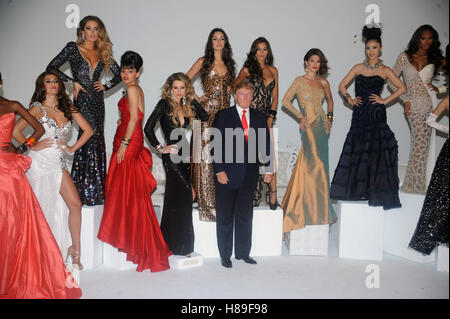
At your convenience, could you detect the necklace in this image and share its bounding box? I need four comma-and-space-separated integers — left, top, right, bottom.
364, 59, 383, 69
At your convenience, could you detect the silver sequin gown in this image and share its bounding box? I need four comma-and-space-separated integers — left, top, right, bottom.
47, 41, 121, 205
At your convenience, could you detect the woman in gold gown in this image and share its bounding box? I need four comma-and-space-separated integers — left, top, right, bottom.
281, 49, 336, 233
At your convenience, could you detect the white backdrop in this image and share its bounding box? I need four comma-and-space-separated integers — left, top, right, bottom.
0, 0, 448, 182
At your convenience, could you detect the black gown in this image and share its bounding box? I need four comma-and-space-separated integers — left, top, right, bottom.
144, 99, 208, 255
47, 41, 121, 206
330, 75, 401, 210
409, 138, 449, 254
250, 76, 275, 207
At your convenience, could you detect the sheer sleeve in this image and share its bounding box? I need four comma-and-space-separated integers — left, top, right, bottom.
144, 99, 166, 147
104, 58, 122, 91
282, 77, 304, 120
387, 52, 410, 103
426, 113, 449, 134
46, 42, 76, 83
191, 99, 209, 121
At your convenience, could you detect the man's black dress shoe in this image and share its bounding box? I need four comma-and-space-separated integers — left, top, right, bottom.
221, 258, 232, 268
235, 256, 257, 264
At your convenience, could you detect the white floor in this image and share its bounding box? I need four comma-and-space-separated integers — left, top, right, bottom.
78, 238, 448, 299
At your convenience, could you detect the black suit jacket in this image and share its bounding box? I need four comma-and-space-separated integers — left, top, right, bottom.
212, 105, 273, 189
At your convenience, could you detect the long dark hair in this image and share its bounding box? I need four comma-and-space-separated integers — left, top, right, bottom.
30, 71, 77, 121
243, 37, 274, 79
304, 48, 329, 76
200, 28, 236, 83
405, 25, 444, 72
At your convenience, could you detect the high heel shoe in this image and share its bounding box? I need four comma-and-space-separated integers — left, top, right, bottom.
65, 246, 83, 271
267, 191, 280, 210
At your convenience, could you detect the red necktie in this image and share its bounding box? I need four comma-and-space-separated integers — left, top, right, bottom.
242, 109, 248, 142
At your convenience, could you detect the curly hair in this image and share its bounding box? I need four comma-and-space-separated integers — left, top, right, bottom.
161, 73, 197, 126
76, 15, 114, 70
30, 71, 77, 121
304, 48, 329, 76
243, 37, 274, 79
405, 25, 444, 73
200, 28, 236, 83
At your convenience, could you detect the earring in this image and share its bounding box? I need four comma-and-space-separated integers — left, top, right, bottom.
82, 34, 85, 42
182, 96, 187, 106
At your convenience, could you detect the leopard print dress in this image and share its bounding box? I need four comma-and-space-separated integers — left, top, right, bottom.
193, 70, 233, 221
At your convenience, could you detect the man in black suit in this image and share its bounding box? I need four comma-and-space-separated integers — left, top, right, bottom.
212, 79, 273, 268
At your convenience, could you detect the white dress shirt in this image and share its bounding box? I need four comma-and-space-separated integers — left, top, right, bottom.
235, 104, 250, 127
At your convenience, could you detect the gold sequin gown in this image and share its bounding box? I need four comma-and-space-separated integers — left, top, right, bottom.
281, 77, 336, 232
194, 71, 233, 222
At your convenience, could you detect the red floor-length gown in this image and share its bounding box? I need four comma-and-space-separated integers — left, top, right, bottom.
98, 97, 171, 272
0, 112, 82, 299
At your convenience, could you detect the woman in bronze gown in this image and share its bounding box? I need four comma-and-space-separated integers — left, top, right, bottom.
234, 37, 279, 209
144, 73, 208, 256
47, 16, 121, 206
281, 49, 336, 233
187, 28, 236, 222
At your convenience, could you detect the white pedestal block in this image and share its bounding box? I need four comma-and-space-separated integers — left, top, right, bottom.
287, 225, 329, 256
169, 252, 204, 270
192, 209, 220, 258
103, 242, 136, 271
102, 206, 163, 270
192, 207, 283, 258
80, 205, 104, 270
337, 201, 384, 261
383, 192, 436, 264
437, 246, 449, 272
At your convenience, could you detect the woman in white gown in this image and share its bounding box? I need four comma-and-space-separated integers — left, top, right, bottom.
13, 71, 93, 270
388, 25, 446, 194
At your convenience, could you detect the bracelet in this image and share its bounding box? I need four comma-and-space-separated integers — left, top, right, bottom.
343, 93, 352, 100
25, 137, 36, 148
104, 80, 112, 90
438, 85, 447, 94
17, 143, 29, 154
120, 141, 128, 148
327, 112, 333, 120
156, 144, 164, 153
268, 109, 277, 117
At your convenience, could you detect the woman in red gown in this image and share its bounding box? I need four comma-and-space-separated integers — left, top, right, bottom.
97, 52, 171, 272
0, 72, 82, 299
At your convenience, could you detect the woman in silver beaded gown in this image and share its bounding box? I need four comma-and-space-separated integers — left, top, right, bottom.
13, 71, 93, 271
47, 16, 121, 206
234, 37, 279, 209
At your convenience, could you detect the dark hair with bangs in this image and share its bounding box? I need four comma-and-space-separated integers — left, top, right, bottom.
120, 51, 143, 72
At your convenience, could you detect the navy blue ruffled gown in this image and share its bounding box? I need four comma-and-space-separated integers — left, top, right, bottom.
330, 75, 401, 210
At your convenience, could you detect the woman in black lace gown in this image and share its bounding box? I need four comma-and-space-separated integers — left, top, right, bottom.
330, 26, 406, 210
234, 37, 279, 209
47, 16, 121, 206
144, 73, 208, 256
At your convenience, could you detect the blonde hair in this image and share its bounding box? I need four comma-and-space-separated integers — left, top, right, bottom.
161, 73, 196, 126
76, 15, 114, 69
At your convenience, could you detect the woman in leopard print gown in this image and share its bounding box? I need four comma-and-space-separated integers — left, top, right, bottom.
187, 28, 236, 221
